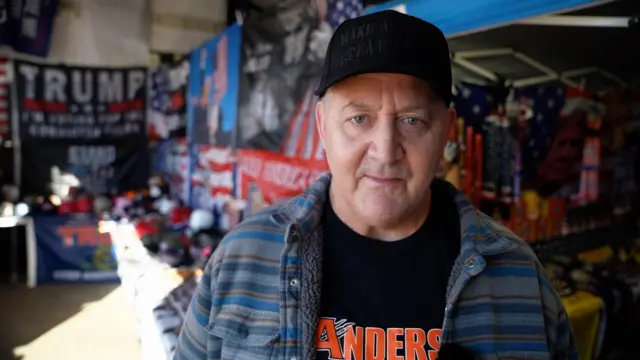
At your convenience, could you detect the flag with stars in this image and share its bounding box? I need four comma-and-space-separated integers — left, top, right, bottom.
326, 0, 363, 29
514, 85, 566, 184
454, 82, 495, 133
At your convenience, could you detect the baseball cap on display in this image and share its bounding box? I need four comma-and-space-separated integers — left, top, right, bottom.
315, 10, 453, 106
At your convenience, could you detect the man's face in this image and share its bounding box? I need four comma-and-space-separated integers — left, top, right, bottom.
316, 73, 454, 228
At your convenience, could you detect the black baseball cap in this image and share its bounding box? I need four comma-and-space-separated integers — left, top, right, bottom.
315, 10, 453, 106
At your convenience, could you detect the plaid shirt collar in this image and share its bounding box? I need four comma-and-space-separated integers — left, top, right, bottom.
271, 173, 520, 259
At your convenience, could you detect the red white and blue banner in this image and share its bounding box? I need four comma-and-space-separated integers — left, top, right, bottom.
35, 215, 118, 284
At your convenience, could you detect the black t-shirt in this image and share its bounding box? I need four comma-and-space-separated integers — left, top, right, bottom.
316, 179, 461, 360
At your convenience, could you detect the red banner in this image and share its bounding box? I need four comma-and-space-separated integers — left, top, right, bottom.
237, 149, 329, 213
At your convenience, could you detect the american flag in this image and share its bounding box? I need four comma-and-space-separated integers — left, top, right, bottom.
454, 83, 567, 182
198, 145, 234, 200
282, 82, 325, 160
326, 0, 363, 29
454, 82, 495, 132
513, 86, 566, 182
0, 57, 10, 140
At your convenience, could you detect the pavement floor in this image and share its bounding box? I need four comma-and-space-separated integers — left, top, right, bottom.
0, 283, 141, 360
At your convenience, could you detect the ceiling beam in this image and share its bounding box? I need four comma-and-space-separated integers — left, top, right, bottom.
518, 15, 630, 28
452, 55, 499, 82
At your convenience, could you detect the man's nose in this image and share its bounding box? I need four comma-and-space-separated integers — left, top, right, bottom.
367, 121, 404, 163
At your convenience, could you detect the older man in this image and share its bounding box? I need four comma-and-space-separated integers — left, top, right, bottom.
174, 10, 576, 360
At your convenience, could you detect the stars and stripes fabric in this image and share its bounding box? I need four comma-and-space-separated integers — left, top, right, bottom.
513, 85, 566, 183
0, 57, 10, 140
281, 82, 325, 160
190, 145, 235, 210
326, 0, 363, 29
454, 82, 494, 132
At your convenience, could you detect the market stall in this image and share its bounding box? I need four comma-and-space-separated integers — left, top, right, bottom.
400, 1, 640, 359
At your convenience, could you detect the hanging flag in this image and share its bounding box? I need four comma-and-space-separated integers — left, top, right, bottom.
0, 0, 60, 57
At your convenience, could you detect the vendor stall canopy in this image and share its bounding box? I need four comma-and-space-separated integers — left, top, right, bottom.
364, 0, 640, 93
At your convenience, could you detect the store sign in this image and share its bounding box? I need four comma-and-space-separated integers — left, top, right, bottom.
35, 215, 118, 284
15, 60, 147, 140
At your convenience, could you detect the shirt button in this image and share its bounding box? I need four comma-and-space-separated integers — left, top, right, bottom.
464, 257, 477, 268
290, 278, 299, 287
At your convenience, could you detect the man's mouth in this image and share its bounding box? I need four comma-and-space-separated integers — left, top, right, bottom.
365, 175, 403, 185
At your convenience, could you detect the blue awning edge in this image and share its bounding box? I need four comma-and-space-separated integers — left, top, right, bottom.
364, 0, 608, 37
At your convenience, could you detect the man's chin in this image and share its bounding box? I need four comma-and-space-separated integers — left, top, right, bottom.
356, 200, 406, 225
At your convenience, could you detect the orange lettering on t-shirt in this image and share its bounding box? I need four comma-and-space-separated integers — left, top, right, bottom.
343, 326, 364, 360
316, 318, 343, 359
386, 328, 404, 360
405, 329, 428, 360
365, 327, 385, 360
427, 329, 442, 360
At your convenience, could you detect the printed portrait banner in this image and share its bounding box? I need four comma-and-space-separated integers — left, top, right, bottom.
187, 23, 242, 147
148, 56, 189, 140
236, 149, 329, 215
14, 60, 147, 141
235, 0, 361, 157
35, 214, 118, 284
21, 141, 149, 196
0, 0, 59, 57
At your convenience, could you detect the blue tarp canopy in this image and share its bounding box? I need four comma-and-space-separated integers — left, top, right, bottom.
364, 0, 608, 36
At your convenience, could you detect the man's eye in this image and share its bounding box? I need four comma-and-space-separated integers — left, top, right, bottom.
349, 115, 367, 125
402, 117, 423, 125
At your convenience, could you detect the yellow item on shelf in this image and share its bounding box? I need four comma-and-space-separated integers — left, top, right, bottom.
523, 190, 541, 221
578, 246, 614, 265
562, 291, 603, 360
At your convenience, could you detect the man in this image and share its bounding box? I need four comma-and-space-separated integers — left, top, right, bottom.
174, 10, 577, 360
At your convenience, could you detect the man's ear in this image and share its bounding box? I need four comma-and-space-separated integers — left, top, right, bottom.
315, 99, 326, 143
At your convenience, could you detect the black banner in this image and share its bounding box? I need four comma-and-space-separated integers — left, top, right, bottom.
235, 0, 361, 158
21, 141, 149, 196
14, 60, 147, 141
